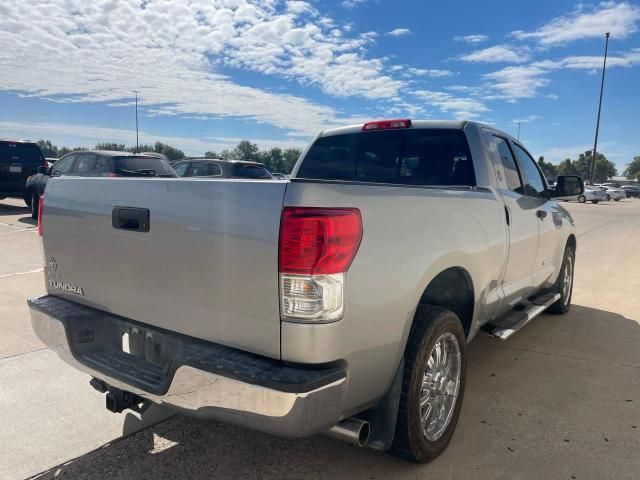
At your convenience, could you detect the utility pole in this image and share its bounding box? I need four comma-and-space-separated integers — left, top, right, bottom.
133, 90, 140, 153
517, 122, 521, 140
589, 33, 610, 185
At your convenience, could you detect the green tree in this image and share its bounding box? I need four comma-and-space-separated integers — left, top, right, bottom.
204, 150, 218, 158
574, 151, 617, 183
57, 146, 85, 157
537, 156, 557, 180
282, 148, 302, 174
95, 143, 126, 151
556, 151, 616, 183
260, 147, 284, 172
37, 140, 58, 157
623, 156, 640, 181
129, 142, 185, 160
151, 141, 185, 160
232, 140, 260, 161
557, 158, 578, 176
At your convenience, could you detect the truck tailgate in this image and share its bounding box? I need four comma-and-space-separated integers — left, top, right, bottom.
41, 177, 287, 359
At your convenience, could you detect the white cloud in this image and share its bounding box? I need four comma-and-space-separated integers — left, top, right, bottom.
458, 45, 530, 64
0, 120, 307, 157
533, 49, 640, 71
405, 68, 454, 78
342, 0, 368, 8
483, 65, 550, 101
0, 0, 402, 138
413, 90, 489, 118
386, 28, 412, 37
484, 47, 640, 100
512, 115, 540, 124
511, 2, 640, 47
454, 34, 489, 44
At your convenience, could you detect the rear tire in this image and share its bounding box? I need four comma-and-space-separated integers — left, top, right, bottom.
391, 306, 467, 463
605, 194, 611, 201
591, 200, 599, 204
30, 191, 39, 219
614, 198, 620, 202
548, 246, 575, 314
577, 195, 586, 203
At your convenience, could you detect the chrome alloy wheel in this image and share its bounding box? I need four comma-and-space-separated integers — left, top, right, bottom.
419, 332, 462, 441
562, 255, 573, 306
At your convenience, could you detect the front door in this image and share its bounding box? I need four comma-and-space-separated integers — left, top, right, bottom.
510, 141, 564, 288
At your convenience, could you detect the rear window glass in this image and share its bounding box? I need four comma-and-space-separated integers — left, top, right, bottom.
296, 129, 475, 186
0, 143, 43, 165
232, 164, 272, 179
115, 156, 174, 175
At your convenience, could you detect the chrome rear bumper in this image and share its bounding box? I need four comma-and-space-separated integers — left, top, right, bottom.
29, 295, 347, 437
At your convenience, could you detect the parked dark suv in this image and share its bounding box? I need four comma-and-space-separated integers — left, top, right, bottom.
172, 158, 273, 179
25, 150, 177, 218
1, 140, 46, 206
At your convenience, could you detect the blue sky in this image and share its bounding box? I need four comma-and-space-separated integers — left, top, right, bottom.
1, 0, 639, 172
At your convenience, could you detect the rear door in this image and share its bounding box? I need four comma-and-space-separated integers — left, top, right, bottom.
510, 142, 563, 287
483, 132, 540, 307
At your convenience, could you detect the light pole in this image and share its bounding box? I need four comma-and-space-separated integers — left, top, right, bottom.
133, 90, 140, 153
517, 122, 521, 140
589, 33, 610, 185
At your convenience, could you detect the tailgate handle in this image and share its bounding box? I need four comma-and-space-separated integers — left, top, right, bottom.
112, 207, 150, 232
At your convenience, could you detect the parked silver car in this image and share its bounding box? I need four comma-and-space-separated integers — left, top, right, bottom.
558, 186, 606, 204
599, 186, 626, 201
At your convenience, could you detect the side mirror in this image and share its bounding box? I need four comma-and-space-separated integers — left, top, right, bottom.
37, 166, 48, 175
554, 175, 584, 197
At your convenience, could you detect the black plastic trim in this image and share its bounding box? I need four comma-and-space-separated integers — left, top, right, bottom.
29, 295, 345, 395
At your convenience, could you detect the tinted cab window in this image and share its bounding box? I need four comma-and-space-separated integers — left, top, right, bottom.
512, 144, 546, 197
489, 135, 523, 194
297, 129, 475, 186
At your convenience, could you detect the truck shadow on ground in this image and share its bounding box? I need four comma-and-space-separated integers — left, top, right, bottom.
34, 305, 640, 480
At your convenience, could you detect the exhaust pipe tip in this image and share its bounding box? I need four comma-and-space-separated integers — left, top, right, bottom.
326, 418, 371, 447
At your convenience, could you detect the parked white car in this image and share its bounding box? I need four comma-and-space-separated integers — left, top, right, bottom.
599, 186, 625, 201
558, 187, 606, 204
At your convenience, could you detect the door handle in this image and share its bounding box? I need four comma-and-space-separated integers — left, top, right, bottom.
112, 207, 150, 232
536, 210, 547, 219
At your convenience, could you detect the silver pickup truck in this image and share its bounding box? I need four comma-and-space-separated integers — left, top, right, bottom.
29, 120, 583, 462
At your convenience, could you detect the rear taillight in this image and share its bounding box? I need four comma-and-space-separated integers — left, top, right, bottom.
279, 207, 362, 322
109, 173, 121, 177
362, 119, 411, 131
37, 196, 44, 236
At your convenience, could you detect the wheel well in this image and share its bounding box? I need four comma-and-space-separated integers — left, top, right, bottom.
418, 267, 474, 336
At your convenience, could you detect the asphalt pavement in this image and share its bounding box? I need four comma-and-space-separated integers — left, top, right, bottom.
1, 196, 638, 480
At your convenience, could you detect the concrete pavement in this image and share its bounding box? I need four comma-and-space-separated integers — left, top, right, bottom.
0, 199, 169, 480
2, 197, 639, 480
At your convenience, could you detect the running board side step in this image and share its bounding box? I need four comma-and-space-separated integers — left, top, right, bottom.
487, 293, 561, 340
